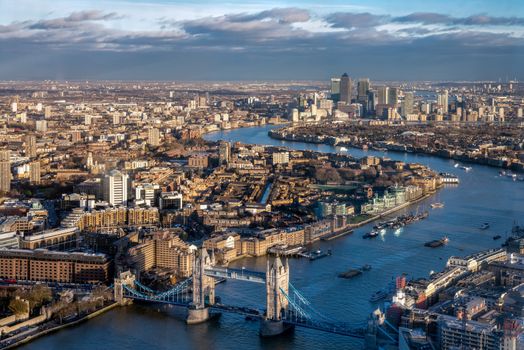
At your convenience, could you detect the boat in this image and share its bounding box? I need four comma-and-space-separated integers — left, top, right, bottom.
424, 237, 449, 248
363, 230, 379, 239
338, 269, 363, 279
479, 223, 490, 230
362, 264, 372, 271
369, 290, 388, 302
431, 202, 444, 209
499, 170, 506, 176
493, 235, 502, 240
339, 146, 348, 152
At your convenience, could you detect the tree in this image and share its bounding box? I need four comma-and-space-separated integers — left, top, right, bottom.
27, 285, 52, 309
8, 299, 28, 317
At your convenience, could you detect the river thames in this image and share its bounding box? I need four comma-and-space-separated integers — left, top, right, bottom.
22, 125, 524, 350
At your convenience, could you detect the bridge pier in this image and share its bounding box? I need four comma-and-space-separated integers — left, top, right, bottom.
186, 306, 211, 325
259, 319, 294, 337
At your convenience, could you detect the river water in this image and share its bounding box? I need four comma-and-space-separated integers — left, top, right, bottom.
22, 125, 524, 350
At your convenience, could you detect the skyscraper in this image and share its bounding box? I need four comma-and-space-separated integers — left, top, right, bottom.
330, 77, 340, 102
401, 92, 414, 117
339, 73, 352, 104
24, 134, 36, 158
388, 87, 399, 107
148, 127, 160, 146
378, 86, 389, 105
103, 170, 129, 206
438, 90, 449, 113
219, 141, 231, 165
357, 78, 370, 102
0, 150, 11, 193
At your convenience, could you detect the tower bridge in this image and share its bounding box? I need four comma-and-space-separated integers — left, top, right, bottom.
114, 248, 370, 339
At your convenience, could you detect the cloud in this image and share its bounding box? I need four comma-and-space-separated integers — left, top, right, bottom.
0, 7, 524, 80
29, 10, 121, 30
393, 12, 524, 26
325, 12, 387, 28
232, 8, 310, 24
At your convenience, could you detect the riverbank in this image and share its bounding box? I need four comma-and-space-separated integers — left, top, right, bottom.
346, 193, 433, 231
3, 303, 118, 350
268, 128, 524, 172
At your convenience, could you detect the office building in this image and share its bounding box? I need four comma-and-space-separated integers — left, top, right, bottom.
103, 170, 129, 206
0, 150, 10, 193
148, 127, 160, 146
330, 78, 340, 101
357, 78, 370, 103
378, 86, 389, 105
24, 134, 36, 158
135, 183, 161, 206
339, 73, 352, 104
388, 87, 399, 107
159, 192, 183, 210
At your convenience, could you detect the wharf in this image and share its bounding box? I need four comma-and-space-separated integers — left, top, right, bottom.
321, 229, 354, 241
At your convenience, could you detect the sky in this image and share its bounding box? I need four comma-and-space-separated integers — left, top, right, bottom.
1, 0, 524, 81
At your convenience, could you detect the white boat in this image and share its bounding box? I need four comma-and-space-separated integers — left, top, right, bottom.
339, 147, 348, 152
431, 202, 444, 209
479, 223, 490, 230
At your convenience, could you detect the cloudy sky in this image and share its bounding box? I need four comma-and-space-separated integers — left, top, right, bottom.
1, 0, 524, 81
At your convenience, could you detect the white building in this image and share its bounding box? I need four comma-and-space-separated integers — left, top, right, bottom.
103, 170, 129, 206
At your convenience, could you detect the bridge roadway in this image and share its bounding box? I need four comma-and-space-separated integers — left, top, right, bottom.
204, 266, 266, 284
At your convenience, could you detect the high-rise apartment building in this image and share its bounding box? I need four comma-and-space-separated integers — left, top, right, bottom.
0, 150, 10, 193
219, 141, 231, 165
103, 170, 129, 206
44, 106, 52, 119
339, 73, 352, 104
24, 134, 36, 158
35, 120, 47, 133
29, 161, 41, 185
438, 90, 449, 113
401, 92, 414, 117
148, 127, 160, 146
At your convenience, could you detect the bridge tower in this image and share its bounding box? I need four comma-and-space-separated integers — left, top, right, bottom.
260, 254, 293, 337
114, 271, 136, 305
187, 248, 216, 324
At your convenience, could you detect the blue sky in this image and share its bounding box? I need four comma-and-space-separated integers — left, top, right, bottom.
0, 0, 523, 80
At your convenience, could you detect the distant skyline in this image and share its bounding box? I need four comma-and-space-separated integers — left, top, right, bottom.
1, 0, 524, 81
